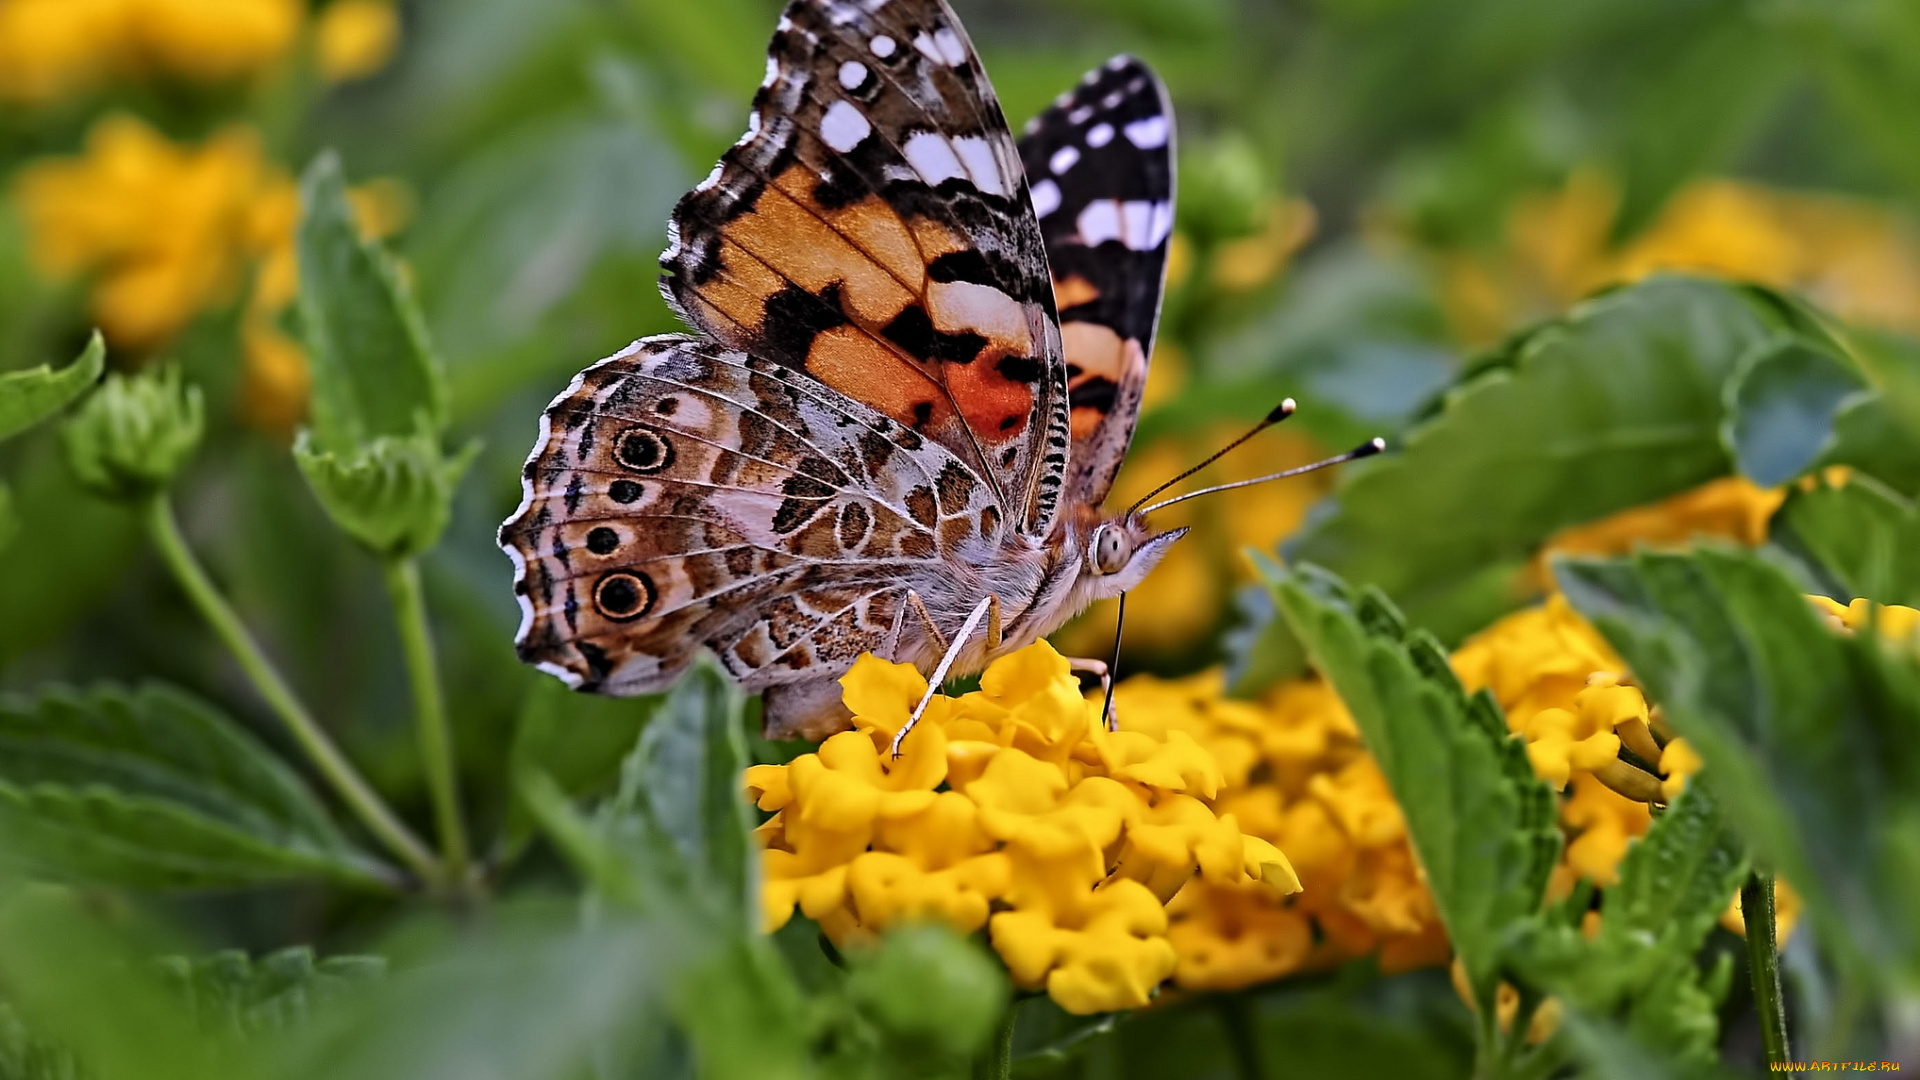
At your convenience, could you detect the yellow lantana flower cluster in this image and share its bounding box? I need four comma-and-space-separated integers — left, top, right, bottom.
12, 115, 410, 430
15, 116, 292, 351
0, 0, 302, 102
0, 0, 401, 103
1118, 673, 1449, 992
745, 642, 1300, 1015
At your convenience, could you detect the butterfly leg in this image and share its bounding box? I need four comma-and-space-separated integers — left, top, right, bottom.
904, 590, 950, 654
1065, 657, 1118, 731
890, 594, 998, 760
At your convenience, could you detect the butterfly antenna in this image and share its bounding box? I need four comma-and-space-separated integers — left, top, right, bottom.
1126, 398, 1297, 517
1137, 437, 1385, 516
1100, 592, 1127, 732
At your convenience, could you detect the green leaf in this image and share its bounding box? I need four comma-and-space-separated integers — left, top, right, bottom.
1268, 563, 1559, 1015
502, 677, 655, 857
601, 664, 758, 929
0, 889, 247, 1080
1722, 338, 1871, 487
1286, 275, 1790, 643
296, 152, 447, 451
1555, 547, 1920, 994
1768, 472, 1920, 607
0, 1001, 81, 1080
154, 947, 385, 1039
0, 685, 387, 890
292, 432, 478, 558
1515, 785, 1746, 1064
842, 926, 1007, 1066
276, 902, 686, 1080
0, 333, 104, 443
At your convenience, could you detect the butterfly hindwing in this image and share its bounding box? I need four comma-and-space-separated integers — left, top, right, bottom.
1018, 56, 1175, 508
661, 0, 1072, 538
499, 335, 1006, 702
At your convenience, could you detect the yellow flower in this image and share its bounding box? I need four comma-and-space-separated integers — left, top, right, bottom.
1528, 476, 1784, 592
315, 0, 401, 83
14, 115, 292, 349
1658, 737, 1702, 802
1808, 595, 1920, 642
0, 0, 300, 102
750, 642, 1297, 1014
1440, 170, 1920, 341
1722, 877, 1803, 942
1210, 197, 1315, 293
12, 115, 408, 432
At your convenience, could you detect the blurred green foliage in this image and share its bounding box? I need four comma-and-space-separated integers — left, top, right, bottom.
3, 0, 1920, 1076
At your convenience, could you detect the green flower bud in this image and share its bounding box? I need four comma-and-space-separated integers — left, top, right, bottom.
61, 367, 204, 501
294, 431, 477, 559
1179, 134, 1270, 244
845, 925, 1008, 1060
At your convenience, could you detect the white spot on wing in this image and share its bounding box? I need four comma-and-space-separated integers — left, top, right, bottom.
1076, 199, 1172, 250
913, 33, 942, 63
1030, 178, 1061, 217
1068, 105, 1093, 125
821, 100, 871, 153
1124, 115, 1168, 149
904, 131, 966, 186
933, 28, 967, 65
763, 55, 780, 88
1107, 55, 1129, 71
953, 135, 1008, 196
1078, 200, 1121, 246
1101, 90, 1124, 109
1086, 122, 1114, 147
839, 60, 868, 89
537, 661, 585, 689
693, 159, 726, 193
870, 34, 896, 57
1049, 145, 1080, 174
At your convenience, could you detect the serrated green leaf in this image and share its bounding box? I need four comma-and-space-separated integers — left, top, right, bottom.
0, 889, 245, 1080
1555, 547, 1920, 994
1268, 563, 1559, 1014
0, 333, 103, 444
603, 664, 757, 930
154, 947, 385, 1039
0, 685, 385, 890
297, 152, 447, 451
1286, 275, 1791, 643
1768, 472, 1920, 607
1722, 338, 1871, 487
1515, 785, 1746, 1065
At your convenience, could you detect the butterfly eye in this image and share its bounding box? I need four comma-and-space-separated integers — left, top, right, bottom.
1089, 525, 1131, 576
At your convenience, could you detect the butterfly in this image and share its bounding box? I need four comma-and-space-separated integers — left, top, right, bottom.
499, 0, 1372, 742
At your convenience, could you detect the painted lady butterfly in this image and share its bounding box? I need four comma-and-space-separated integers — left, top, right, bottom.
500, 0, 1371, 742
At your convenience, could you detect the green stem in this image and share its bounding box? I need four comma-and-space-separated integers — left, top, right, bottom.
972, 1005, 1016, 1080
382, 557, 470, 884
145, 495, 441, 887
1215, 995, 1264, 1080
1743, 870, 1790, 1067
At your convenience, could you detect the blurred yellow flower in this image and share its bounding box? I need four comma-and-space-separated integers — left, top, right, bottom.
748, 642, 1298, 1015
14, 115, 292, 349
12, 114, 410, 430
1211, 197, 1315, 293
1441, 169, 1920, 343
0, 0, 301, 103
1808, 595, 1920, 642
316, 0, 401, 83
1527, 475, 1783, 592
1722, 877, 1803, 942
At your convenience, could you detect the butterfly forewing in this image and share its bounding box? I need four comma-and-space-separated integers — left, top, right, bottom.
1018, 57, 1175, 508
660, 0, 1072, 538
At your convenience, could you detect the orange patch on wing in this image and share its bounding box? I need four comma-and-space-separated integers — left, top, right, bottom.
1054, 274, 1100, 308
805, 325, 952, 429
946, 355, 1035, 439
820, 192, 929, 290
691, 241, 789, 339
722, 182, 915, 326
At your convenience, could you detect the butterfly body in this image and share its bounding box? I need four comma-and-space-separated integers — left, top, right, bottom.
502, 0, 1180, 738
